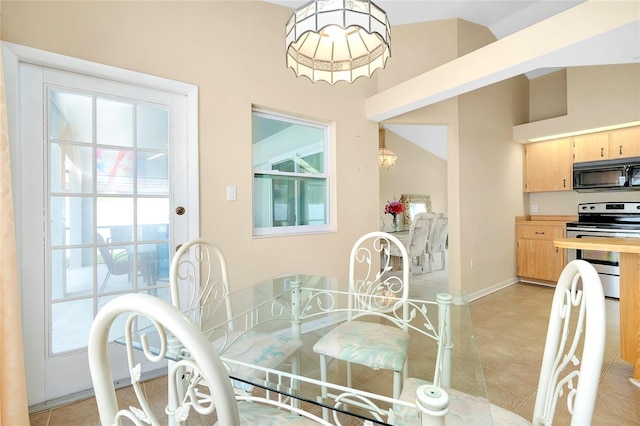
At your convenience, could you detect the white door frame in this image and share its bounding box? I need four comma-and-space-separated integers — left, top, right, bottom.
2, 41, 200, 406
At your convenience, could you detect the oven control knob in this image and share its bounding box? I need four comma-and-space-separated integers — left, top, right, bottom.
590, 206, 596, 210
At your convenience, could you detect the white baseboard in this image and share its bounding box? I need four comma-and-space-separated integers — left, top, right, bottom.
29, 367, 167, 414
467, 276, 519, 302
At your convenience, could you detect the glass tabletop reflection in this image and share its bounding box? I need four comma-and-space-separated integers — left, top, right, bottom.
117, 273, 492, 425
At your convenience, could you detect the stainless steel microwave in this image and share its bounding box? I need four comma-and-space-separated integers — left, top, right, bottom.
573, 157, 640, 192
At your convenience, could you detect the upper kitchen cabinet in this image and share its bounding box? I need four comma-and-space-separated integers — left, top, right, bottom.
573, 126, 640, 162
524, 138, 572, 192
572, 131, 609, 162
609, 126, 640, 159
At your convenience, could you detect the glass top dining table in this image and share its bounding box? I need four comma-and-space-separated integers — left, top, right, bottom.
119, 273, 493, 425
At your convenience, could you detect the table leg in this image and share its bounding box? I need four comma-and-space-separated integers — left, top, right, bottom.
290, 280, 302, 406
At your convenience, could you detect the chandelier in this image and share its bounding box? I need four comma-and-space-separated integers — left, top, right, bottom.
378, 124, 397, 170
285, 0, 391, 85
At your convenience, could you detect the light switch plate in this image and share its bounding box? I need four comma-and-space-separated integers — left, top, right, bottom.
226, 186, 237, 201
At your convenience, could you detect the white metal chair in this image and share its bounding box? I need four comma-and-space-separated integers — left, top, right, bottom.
394, 259, 606, 425
313, 231, 411, 400
88, 293, 327, 425
169, 238, 302, 392
389, 212, 434, 275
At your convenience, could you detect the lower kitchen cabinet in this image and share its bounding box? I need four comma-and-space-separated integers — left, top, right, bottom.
516, 221, 566, 283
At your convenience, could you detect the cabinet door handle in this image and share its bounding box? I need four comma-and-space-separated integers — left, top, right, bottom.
563, 178, 566, 187
620, 145, 623, 155
535, 231, 545, 235
556, 247, 559, 253
600, 147, 604, 157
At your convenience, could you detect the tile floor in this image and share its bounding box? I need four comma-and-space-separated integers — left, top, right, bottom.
29, 275, 640, 425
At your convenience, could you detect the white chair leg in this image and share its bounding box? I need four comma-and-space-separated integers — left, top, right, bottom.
393, 370, 402, 399
319, 354, 330, 421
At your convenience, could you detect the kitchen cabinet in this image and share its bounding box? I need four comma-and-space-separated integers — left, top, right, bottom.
609, 126, 640, 159
572, 131, 609, 162
516, 222, 566, 283
573, 126, 640, 162
523, 138, 572, 192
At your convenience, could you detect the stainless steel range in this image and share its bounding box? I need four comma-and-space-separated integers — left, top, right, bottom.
566, 202, 640, 298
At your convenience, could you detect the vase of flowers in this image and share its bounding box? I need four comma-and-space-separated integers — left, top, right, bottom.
384, 199, 405, 231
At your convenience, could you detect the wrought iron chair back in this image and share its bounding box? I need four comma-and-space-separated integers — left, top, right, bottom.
532, 259, 606, 425
169, 238, 232, 322
89, 293, 330, 425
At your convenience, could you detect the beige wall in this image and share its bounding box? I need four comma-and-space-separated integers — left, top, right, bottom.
458, 77, 529, 295
567, 64, 640, 123
2, 1, 384, 289
514, 63, 640, 141
529, 69, 567, 122
377, 19, 460, 91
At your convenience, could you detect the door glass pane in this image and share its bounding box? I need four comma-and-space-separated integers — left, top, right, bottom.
138, 199, 170, 283
97, 243, 135, 293
50, 143, 93, 193
49, 90, 92, 143
97, 148, 135, 194
137, 105, 169, 149
51, 299, 93, 354
138, 151, 169, 195
97, 197, 134, 239
50, 196, 93, 246
51, 247, 95, 299
97, 98, 133, 147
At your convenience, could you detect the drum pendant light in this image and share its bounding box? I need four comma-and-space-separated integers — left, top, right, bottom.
285, 0, 391, 85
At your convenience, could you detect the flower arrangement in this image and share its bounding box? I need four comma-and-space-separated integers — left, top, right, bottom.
384, 199, 405, 216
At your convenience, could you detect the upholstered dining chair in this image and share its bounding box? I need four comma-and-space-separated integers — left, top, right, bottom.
169, 238, 301, 392
389, 212, 434, 276
394, 259, 606, 425
88, 293, 328, 425
426, 213, 448, 272
313, 231, 411, 400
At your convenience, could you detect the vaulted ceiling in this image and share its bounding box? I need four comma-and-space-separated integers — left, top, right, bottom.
267, 1, 640, 159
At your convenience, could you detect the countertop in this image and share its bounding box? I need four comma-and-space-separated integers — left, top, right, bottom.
554, 238, 640, 253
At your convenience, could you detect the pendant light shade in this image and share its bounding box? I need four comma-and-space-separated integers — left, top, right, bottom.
285, 0, 391, 85
378, 124, 397, 170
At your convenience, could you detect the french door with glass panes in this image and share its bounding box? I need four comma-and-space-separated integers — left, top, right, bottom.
12, 52, 197, 406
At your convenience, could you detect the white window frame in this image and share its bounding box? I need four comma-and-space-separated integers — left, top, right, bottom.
252, 108, 331, 237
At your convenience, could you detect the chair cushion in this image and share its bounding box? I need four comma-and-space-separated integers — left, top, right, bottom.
213, 331, 302, 390
394, 378, 530, 426
312, 321, 409, 371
